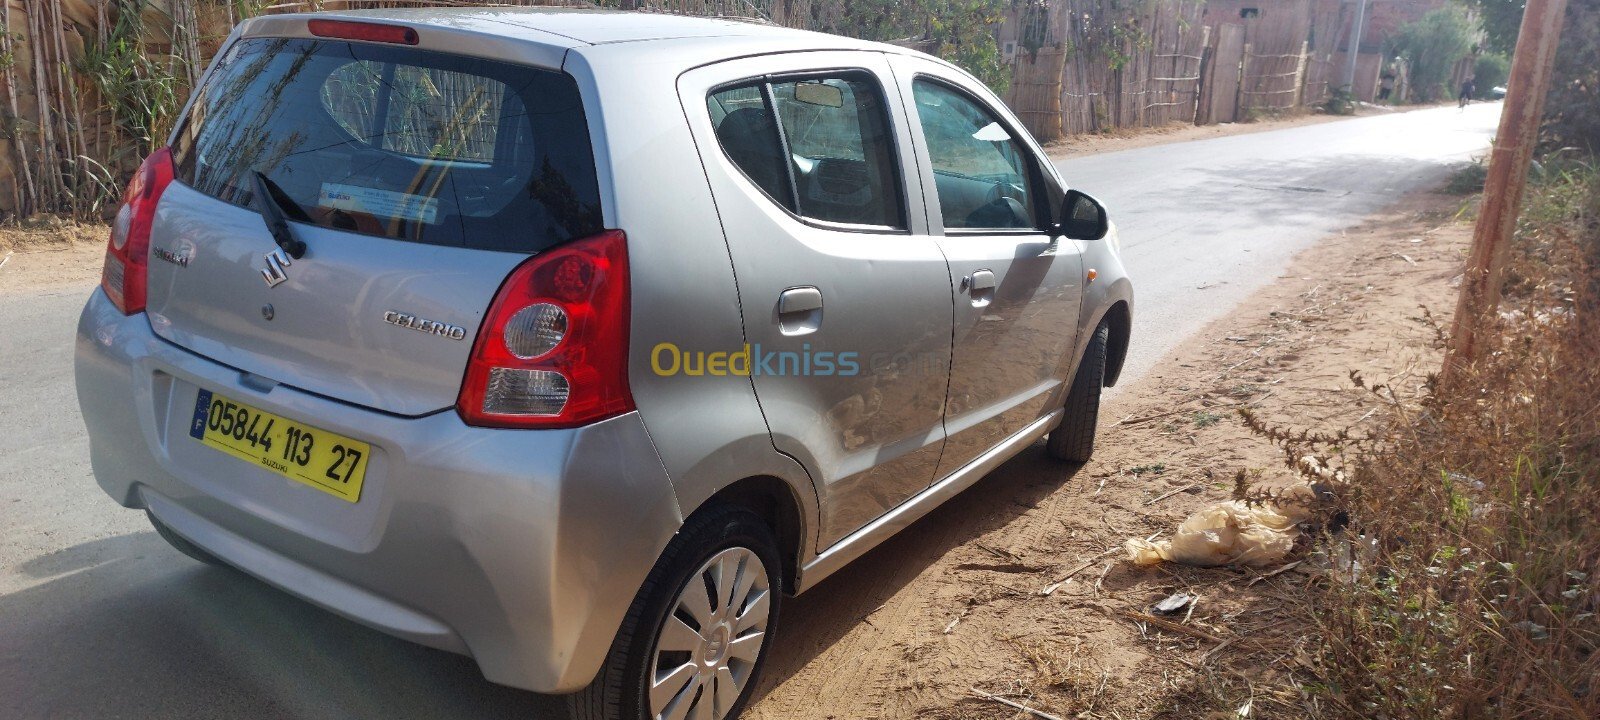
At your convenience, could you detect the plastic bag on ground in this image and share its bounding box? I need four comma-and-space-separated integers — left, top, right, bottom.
1125, 485, 1320, 568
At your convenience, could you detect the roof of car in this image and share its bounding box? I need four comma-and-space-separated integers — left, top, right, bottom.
311, 7, 867, 48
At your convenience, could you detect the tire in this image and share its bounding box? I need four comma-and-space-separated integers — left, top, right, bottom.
1047, 321, 1109, 463
147, 510, 225, 566
569, 506, 781, 720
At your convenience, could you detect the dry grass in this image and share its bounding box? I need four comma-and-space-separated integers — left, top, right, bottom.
1009, 635, 1117, 702
1241, 159, 1600, 718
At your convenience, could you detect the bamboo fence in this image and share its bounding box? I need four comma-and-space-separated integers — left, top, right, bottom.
1059, 0, 1208, 136
0, 0, 588, 220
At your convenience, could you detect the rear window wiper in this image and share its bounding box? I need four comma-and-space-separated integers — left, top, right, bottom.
251, 171, 309, 259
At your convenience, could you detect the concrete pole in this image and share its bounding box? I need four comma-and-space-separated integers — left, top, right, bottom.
1342, 0, 1370, 96
1443, 0, 1571, 384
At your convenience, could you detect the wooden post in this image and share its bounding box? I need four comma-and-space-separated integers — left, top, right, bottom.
1050, 0, 1072, 141
1194, 24, 1212, 125
1342, 0, 1369, 93
1292, 40, 1309, 108
1237, 42, 1251, 118
1443, 0, 1571, 384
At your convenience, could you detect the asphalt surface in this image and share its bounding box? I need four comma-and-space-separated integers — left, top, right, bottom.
0, 102, 1500, 719
1074, 103, 1500, 387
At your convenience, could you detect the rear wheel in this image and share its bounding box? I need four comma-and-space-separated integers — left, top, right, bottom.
146, 510, 225, 566
1047, 321, 1109, 463
569, 506, 780, 720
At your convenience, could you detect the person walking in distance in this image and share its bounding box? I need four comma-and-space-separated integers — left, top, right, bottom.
1379, 70, 1396, 101
1458, 76, 1475, 108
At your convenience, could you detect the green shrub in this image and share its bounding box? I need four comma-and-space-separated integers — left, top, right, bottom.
1445, 161, 1489, 194
1545, 0, 1600, 153
1389, 7, 1476, 102
1473, 53, 1509, 92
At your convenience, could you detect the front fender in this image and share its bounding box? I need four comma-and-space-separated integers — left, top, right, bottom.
1073, 225, 1134, 385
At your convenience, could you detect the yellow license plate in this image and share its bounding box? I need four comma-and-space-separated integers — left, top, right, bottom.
189, 389, 369, 503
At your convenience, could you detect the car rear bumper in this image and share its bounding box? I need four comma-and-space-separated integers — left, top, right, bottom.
73, 288, 683, 693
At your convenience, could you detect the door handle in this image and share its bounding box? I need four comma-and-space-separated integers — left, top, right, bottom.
777, 286, 823, 336
962, 270, 996, 307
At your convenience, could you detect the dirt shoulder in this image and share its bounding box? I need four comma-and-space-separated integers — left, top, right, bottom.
744, 189, 1472, 719
1045, 113, 1344, 160
1044, 102, 1456, 160
0, 223, 105, 296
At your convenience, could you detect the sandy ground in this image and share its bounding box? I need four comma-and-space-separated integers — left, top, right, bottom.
0, 223, 105, 296
741, 190, 1471, 719
1046, 114, 1344, 160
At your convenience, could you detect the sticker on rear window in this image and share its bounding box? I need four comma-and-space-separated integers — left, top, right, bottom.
318, 183, 440, 224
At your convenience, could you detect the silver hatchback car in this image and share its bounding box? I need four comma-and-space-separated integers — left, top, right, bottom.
75, 8, 1132, 719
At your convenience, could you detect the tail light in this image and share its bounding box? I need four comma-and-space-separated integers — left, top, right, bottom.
101, 147, 175, 315
458, 230, 633, 429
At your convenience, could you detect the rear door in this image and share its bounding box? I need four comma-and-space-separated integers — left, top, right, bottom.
679, 53, 954, 549
887, 55, 1085, 478
145, 33, 604, 416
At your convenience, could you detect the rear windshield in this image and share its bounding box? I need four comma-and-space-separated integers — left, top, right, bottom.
171, 36, 602, 252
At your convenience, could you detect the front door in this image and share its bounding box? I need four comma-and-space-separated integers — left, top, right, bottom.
888, 56, 1085, 479
679, 53, 953, 549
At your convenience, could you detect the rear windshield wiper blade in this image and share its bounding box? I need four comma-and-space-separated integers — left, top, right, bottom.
251, 171, 308, 259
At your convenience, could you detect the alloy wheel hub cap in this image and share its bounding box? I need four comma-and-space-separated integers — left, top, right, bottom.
648, 547, 771, 720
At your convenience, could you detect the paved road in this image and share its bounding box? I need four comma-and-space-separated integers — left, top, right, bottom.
1069, 104, 1500, 387
0, 103, 1499, 718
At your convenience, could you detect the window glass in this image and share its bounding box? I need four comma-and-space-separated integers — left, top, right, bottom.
706, 85, 794, 212
708, 73, 905, 229
323, 62, 513, 163
172, 37, 601, 252
911, 80, 1039, 230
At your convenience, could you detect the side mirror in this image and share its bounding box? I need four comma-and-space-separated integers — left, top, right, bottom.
1058, 189, 1109, 240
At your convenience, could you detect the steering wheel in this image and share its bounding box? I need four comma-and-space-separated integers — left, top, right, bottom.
970, 181, 1031, 228
984, 179, 1026, 205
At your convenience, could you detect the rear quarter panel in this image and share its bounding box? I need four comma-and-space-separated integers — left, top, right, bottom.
564, 45, 820, 546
